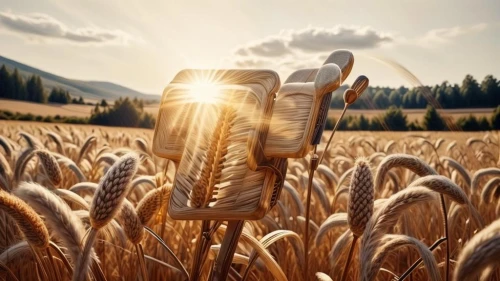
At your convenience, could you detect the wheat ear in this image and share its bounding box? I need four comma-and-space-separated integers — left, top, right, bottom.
119, 200, 148, 281
453, 218, 500, 281
0, 189, 49, 249
360, 187, 436, 281
13, 182, 91, 264
471, 168, 500, 196
119, 200, 144, 245
480, 177, 500, 204
374, 153, 437, 189
136, 184, 172, 226
348, 158, 374, 237
369, 234, 440, 281
73, 152, 139, 281
35, 150, 63, 187
89, 152, 139, 229
342, 158, 374, 281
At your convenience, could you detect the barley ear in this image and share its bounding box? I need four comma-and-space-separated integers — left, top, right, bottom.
0, 189, 49, 249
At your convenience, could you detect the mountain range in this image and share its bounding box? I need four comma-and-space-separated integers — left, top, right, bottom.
0, 55, 158, 101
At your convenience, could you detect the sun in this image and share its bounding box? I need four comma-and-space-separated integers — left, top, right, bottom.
188, 82, 221, 104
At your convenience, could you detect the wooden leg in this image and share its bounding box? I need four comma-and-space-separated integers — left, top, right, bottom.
190, 220, 211, 281
210, 220, 244, 281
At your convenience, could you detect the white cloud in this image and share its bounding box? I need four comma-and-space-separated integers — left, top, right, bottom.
231, 25, 393, 76
0, 10, 138, 45
418, 23, 488, 47
233, 25, 393, 59
230, 23, 490, 74
288, 26, 393, 52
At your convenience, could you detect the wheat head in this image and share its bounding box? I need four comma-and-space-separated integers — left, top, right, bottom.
0, 189, 49, 249
348, 158, 374, 237
90, 152, 139, 229
35, 150, 63, 187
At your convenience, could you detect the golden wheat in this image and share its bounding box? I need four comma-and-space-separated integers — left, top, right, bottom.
0, 122, 499, 281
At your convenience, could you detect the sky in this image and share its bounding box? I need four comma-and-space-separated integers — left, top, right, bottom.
0, 0, 499, 95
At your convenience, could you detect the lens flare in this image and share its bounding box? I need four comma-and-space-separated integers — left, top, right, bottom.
188, 82, 221, 104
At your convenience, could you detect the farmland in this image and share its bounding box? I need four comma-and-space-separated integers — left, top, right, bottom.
0, 99, 496, 122
0, 121, 499, 280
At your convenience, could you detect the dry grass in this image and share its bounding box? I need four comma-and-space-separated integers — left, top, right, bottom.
0, 120, 499, 281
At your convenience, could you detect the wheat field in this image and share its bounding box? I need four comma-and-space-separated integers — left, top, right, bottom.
0, 120, 499, 281
1, 99, 495, 123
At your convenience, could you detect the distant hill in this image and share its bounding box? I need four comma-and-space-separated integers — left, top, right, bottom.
0, 55, 159, 101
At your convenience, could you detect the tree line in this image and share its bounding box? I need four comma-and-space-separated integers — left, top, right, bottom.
0, 97, 155, 129
330, 74, 500, 109
325, 105, 500, 131
89, 97, 155, 128
0, 65, 94, 105
3, 102, 499, 131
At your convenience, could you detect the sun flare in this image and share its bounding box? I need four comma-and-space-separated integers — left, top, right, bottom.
188, 82, 221, 104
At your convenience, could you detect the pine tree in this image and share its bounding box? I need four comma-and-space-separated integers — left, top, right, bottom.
461, 75, 481, 108
491, 106, 500, 129
402, 89, 417, 108
34, 76, 46, 103
26, 75, 36, 102
478, 117, 491, 131
388, 90, 402, 107
423, 106, 446, 131
11, 68, 26, 100
373, 90, 389, 109
445, 84, 462, 108
93, 104, 100, 114
382, 106, 408, 131
0, 65, 10, 98
358, 115, 370, 130
481, 75, 499, 106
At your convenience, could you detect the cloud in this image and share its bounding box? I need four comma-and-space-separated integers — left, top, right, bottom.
288, 26, 393, 52
418, 23, 488, 46
0, 10, 137, 45
238, 36, 291, 57
233, 25, 393, 59
230, 25, 393, 74
230, 23, 489, 74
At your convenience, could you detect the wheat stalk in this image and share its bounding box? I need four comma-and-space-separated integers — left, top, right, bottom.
374, 153, 437, 189
13, 182, 92, 264
480, 177, 500, 204
341, 158, 374, 281
369, 234, 440, 281
453, 218, 500, 281
118, 199, 148, 281
73, 152, 139, 281
360, 187, 436, 281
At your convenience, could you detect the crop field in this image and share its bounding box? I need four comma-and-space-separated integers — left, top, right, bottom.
0, 99, 496, 122
0, 121, 499, 281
